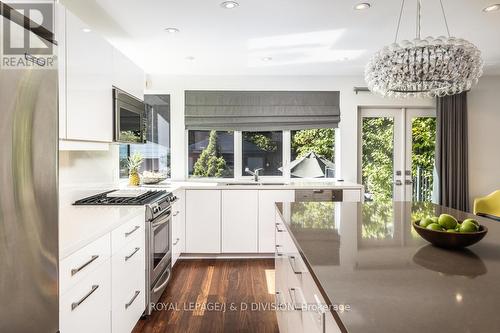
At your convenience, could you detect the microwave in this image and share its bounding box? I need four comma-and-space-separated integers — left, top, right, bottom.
113, 87, 147, 144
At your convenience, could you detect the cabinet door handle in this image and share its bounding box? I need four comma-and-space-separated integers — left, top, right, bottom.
71, 285, 99, 311
125, 290, 141, 309
125, 247, 140, 261
173, 211, 180, 217
313, 189, 324, 194
288, 287, 306, 311
71, 255, 99, 276
275, 245, 284, 257
275, 223, 285, 233
125, 225, 140, 237
314, 294, 327, 333
288, 256, 303, 274
275, 291, 285, 307
173, 238, 180, 246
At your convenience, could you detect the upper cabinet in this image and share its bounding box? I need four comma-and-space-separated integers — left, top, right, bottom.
65, 9, 113, 142
112, 48, 145, 101
57, 5, 144, 146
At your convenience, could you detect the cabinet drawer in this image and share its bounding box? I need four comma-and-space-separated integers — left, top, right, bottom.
60, 259, 111, 333
295, 189, 343, 202
111, 233, 145, 287
111, 216, 144, 254
112, 269, 145, 333
60, 233, 111, 295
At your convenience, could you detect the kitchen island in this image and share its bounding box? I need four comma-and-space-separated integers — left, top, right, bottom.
275, 201, 500, 333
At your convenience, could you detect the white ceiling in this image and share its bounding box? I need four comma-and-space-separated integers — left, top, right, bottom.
65, 0, 500, 75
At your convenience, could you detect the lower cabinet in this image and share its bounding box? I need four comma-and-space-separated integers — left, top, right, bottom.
60, 258, 112, 333
185, 190, 221, 253
172, 189, 186, 266
275, 210, 341, 333
222, 190, 258, 252
60, 216, 146, 333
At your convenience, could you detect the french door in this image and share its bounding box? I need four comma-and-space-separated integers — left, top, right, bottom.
359, 108, 437, 202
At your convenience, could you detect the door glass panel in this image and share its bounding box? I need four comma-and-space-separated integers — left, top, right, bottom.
153, 221, 169, 268
361, 117, 395, 202
411, 117, 437, 202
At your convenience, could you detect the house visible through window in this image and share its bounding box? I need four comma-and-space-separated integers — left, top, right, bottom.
291, 128, 336, 178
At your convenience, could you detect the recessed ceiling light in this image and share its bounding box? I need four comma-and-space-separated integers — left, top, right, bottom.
354, 3, 371, 10
164, 27, 180, 33
483, 4, 500, 12
82, 28, 92, 33
262, 57, 273, 62
185, 56, 195, 61
220, 1, 239, 9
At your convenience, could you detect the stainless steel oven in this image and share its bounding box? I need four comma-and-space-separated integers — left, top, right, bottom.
145, 194, 176, 315
113, 87, 147, 144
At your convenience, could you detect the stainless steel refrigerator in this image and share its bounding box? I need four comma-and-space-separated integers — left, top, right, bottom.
0, 3, 59, 332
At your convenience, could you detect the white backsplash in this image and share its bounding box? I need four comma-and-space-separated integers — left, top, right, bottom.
59, 145, 120, 188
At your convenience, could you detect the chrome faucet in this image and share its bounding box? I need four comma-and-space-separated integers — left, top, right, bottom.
245, 167, 263, 182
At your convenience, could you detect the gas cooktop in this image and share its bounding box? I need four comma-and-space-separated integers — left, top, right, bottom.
73, 190, 170, 206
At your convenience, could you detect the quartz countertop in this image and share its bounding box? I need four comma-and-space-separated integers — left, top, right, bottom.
139, 179, 363, 191
59, 186, 144, 259
276, 201, 500, 333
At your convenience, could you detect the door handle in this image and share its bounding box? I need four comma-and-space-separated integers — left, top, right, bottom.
125, 225, 140, 237
394, 180, 403, 186
173, 211, 180, 217
275, 245, 284, 256
288, 287, 306, 311
71, 255, 99, 276
288, 256, 303, 274
125, 247, 140, 261
405, 179, 413, 185
173, 238, 180, 246
71, 285, 99, 311
275, 223, 285, 233
125, 290, 141, 309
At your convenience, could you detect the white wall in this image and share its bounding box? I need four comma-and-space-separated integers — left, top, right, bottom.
146, 75, 434, 182
59, 145, 120, 188
468, 75, 500, 207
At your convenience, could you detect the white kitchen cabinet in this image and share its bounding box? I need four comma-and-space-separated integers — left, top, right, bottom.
258, 190, 295, 253
185, 190, 221, 253
65, 9, 113, 142
172, 189, 186, 266
222, 190, 258, 253
111, 228, 145, 333
112, 48, 144, 100
60, 258, 111, 333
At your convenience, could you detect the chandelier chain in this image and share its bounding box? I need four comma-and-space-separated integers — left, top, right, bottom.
394, 0, 406, 43
439, 0, 451, 37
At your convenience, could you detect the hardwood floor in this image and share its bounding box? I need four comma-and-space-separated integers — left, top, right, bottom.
133, 259, 279, 333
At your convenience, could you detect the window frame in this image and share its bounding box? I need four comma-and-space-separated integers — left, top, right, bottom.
185, 128, 339, 181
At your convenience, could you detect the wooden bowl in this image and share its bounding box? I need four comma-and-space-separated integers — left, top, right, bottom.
412, 221, 488, 249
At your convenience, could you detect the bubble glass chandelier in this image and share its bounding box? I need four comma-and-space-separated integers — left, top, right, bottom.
365, 0, 483, 98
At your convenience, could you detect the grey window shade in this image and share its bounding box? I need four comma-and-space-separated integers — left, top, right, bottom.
185, 91, 340, 131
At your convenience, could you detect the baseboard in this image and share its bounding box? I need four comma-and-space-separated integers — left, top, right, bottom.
179, 253, 274, 259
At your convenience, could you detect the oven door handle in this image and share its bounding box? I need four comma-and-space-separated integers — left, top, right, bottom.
153, 268, 171, 293
152, 218, 169, 230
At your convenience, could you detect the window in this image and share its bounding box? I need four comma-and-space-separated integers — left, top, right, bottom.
242, 131, 283, 176
188, 130, 234, 178
120, 95, 171, 179
290, 128, 336, 178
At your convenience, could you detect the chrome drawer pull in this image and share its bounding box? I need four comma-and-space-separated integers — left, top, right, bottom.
125, 247, 140, 261
288, 256, 302, 274
173, 211, 180, 217
125, 225, 140, 237
275, 223, 285, 233
71, 285, 99, 311
173, 238, 180, 246
288, 287, 306, 311
275, 291, 285, 307
125, 290, 141, 309
275, 245, 284, 256
313, 189, 324, 194
314, 294, 327, 333
71, 255, 99, 276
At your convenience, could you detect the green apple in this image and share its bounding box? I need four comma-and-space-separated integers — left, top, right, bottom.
438, 214, 458, 230
419, 217, 434, 228
446, 229, 458, 233
431, 216, 439, 224
463, 218, 479, 227
459, 220, 479, 233
427, 223, 444, 231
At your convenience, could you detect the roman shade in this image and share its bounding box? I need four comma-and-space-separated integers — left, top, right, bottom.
185, 90, 340, 131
